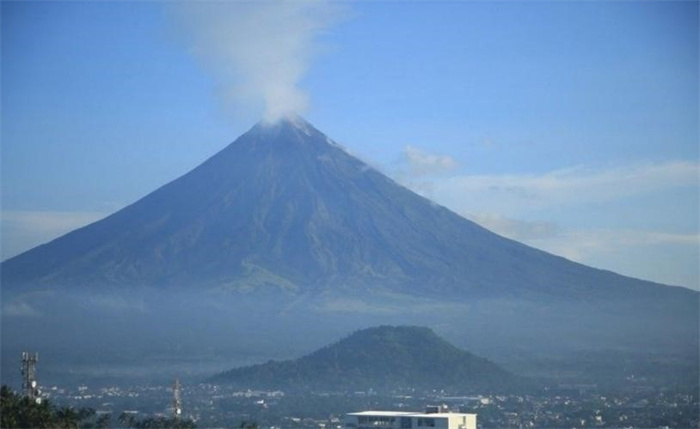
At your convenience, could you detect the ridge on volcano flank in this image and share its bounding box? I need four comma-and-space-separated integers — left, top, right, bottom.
1, 117, 697, 304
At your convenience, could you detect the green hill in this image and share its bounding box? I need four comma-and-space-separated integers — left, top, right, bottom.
211, 326, 516, 393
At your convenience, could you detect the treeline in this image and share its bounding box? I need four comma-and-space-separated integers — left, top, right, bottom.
1, 385, 109, 429
0, 386, 196, 429
117, 413, 196, 429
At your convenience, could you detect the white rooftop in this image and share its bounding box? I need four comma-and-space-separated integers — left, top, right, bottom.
348, 411, 474, 418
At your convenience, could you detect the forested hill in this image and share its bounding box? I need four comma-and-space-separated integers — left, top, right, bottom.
211, 326, 516, 393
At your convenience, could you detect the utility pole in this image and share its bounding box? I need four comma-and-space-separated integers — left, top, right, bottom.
172, 378, 182, 419
21, 352, 41, 403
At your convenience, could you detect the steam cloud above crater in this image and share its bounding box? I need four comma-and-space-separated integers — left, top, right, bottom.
172, 0, 344, 123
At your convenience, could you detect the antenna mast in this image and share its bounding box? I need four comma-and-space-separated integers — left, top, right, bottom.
21, 352, 41, 403
172, 378, 182, 419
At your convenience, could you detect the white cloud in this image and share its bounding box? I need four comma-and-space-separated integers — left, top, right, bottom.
2, 301, 41, 317
465, 213, 698, 257
86, 295, 147, 313
170, 0, 346, 123
403, 145, 459, 177
465, 211, 698, 289
428, 161, 699, 214
1, 210, 107, 260
393, 145, 460, 200
465, 213, 561, 241
526, 228, 699, 289
394, 159, 699, 289
528, 229, 698, 261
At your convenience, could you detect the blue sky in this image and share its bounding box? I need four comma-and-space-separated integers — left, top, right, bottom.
2, 1, 698, 290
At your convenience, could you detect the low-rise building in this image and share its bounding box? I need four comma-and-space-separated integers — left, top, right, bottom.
345, 407, 477, 429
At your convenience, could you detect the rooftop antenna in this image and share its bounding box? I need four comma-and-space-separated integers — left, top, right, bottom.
21, 352, 41, 404
172, 378, 182, 419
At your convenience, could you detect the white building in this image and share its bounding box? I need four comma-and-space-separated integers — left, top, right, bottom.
345, 407, 477, 429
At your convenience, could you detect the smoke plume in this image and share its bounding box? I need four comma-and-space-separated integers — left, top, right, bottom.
171, 1, 344, 123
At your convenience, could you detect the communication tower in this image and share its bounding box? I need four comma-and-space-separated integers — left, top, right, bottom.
172, 378, 182, 419
21, 352, 41, 403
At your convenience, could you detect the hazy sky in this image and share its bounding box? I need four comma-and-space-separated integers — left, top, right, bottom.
2, 1, 698, 290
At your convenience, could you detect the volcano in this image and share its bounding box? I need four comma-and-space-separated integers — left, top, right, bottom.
2, 117, 693, 302
1, 117, 697, 386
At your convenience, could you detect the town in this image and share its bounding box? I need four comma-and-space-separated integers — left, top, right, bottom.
26, 381, 697, 428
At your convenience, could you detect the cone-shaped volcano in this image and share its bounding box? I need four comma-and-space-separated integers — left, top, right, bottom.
1, 117, 695, 304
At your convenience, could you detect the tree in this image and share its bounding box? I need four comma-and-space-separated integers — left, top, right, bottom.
56, 406, 80, 429
0, 385, 98, 429
1, 385, 54, 429
118, 412, 137, 429
239, 421, 259, 429
127, 416, 197, 429
95, 413, 111, 429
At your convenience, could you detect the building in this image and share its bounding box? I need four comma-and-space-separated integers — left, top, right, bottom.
345, 406, 477, 429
